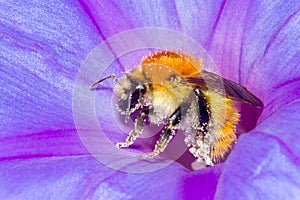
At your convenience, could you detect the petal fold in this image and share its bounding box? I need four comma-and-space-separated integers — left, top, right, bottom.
216, 100, 300, 199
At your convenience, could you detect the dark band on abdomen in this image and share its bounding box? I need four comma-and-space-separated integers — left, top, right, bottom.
195, 88, 210, 133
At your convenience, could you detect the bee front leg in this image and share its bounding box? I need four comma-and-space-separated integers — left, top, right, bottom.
140, 107, 181, 159
139, 126, 175, 159
116, 110, 148, 149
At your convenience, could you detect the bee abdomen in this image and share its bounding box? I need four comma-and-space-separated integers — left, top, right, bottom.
210, 122, 237, 163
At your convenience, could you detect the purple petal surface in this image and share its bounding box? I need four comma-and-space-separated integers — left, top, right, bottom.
1, 0, 299, 199
0, 1, 101, 136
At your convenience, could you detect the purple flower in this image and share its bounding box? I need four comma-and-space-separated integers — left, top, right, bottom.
1, 0, 299, 199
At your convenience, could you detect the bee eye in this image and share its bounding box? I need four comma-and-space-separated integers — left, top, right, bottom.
116, 84, 146, 113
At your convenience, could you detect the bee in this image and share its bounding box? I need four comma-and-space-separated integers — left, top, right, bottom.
91, 51, 263, 166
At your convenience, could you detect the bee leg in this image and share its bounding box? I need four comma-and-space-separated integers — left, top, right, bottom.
116, 110, 148, 149
140, 107, 181, 159
139, 126, 175, 159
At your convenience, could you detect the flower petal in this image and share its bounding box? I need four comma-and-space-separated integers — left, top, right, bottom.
0, 130, 88, 160
207, 2, 300, 198
80, 0, 230, 45
215, 100, 300, 199
1, 0, 299, 199
0, 1, 101, 136
208, 1, 299, 91
0, 155, 207, 199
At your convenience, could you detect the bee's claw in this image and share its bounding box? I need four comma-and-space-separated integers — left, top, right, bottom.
115, 111, 147, 150
116, 142, 130, 149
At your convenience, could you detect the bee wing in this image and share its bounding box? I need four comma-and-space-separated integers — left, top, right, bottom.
187, 70, 263, 107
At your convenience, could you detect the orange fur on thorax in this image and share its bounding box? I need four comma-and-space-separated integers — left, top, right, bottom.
141, 51, 203, 78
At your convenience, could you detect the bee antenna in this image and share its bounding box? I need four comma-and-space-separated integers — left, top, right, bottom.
90, 74, 118, 89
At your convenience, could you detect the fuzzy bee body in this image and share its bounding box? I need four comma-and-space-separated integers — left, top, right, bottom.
92, 51, 263, 166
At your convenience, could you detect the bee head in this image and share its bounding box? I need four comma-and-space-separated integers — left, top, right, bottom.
114, 74, 147, 123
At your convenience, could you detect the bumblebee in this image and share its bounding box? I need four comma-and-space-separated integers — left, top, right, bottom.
91, 51, 263, 166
